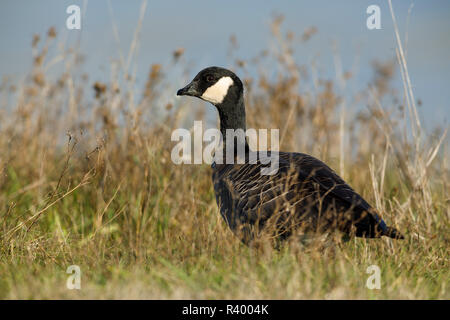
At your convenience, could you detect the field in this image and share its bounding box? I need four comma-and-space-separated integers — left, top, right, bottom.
0, 11, 448, 299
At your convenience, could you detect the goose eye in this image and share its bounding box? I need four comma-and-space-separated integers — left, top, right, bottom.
205, 75, 214, 82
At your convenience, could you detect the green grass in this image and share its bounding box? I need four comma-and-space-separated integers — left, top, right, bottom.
0, 159, 448, 299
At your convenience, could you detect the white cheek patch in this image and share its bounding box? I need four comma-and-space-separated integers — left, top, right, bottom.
201, 76, 234, 104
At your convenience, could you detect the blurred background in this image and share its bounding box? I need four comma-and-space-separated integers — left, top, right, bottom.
1, 0, 449, 128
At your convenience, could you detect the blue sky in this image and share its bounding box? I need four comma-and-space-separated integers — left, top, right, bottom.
1, 0, 449, 129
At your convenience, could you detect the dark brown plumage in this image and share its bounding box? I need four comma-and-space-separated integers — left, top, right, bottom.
177, 66, 404, 245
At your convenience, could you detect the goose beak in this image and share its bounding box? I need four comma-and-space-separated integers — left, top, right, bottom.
177, 81, 199, 97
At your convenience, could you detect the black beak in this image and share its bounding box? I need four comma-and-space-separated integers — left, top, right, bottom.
177, 81, 199, 97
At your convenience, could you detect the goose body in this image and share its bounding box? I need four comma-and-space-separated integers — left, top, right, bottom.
177, 66, 404, 244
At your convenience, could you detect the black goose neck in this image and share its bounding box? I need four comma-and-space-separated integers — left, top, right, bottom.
216, 95, 249, 153
217, 96, 246, 137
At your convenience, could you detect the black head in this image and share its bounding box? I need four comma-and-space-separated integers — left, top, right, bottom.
177, 66, 243, 106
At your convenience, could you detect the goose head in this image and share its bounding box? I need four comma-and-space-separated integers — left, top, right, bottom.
177, 66, 243, 108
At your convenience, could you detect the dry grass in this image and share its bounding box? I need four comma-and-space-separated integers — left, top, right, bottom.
0, 5, 448, 299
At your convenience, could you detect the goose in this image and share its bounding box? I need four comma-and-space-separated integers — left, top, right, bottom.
177, 66, 404, 245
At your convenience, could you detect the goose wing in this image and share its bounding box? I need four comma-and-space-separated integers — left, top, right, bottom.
213, 151, 388, 237
283, 152, 388, 233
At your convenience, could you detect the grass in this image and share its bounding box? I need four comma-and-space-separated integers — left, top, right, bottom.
0, 3, 448, 299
